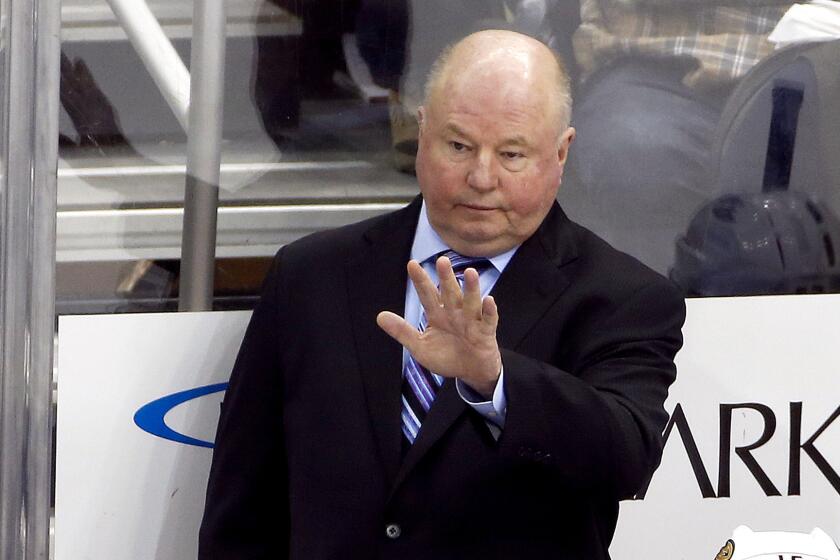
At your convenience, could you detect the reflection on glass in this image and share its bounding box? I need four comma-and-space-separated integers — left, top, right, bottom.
57, 0, 416, 314
56, 0, 840, 314
561, 0, 840, 294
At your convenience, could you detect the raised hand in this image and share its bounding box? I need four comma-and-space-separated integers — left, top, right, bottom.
376, 256, 502, 399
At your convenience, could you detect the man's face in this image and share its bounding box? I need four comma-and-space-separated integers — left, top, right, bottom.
416, 64, 574, 257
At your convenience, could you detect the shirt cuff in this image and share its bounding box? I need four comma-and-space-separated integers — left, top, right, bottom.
455, 367, 507, 429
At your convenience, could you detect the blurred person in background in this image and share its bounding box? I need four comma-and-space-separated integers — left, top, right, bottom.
562, 0, 798, 274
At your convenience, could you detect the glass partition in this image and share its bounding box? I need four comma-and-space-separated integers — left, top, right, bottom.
13, 0, 839, 557
560, 1, 840, 297
1, 0, 60, 554
57, 0, 417, 314
56, 0, 840, 314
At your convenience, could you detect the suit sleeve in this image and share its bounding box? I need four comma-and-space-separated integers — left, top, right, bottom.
498, 280, 685, 499
198, 249, 289, 559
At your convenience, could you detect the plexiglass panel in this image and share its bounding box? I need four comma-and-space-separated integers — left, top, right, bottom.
57, 0, 415, 313
56, 0, 840, 314
560, 1, 840, 296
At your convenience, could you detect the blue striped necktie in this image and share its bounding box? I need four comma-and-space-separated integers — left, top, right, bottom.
401, 250, 492, 447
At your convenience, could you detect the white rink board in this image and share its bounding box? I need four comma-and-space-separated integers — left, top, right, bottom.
611, 295, 840, 559
55, 297, 840, 559
56, 311, 251, 560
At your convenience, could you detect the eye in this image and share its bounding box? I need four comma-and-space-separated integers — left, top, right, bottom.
449, 141, 469, 152
501, 151, 524, 160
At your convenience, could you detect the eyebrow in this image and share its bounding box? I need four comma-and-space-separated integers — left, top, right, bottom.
444, 123, 472, 140
500, 135, 530, 148
444, 124, 532, 149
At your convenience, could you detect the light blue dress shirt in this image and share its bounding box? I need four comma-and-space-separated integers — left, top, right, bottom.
403, 202, 519, 430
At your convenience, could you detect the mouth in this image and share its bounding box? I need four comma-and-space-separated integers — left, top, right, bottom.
460, 203, 497, 212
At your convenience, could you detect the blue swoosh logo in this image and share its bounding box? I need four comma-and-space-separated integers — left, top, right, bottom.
133, 383, 228, 448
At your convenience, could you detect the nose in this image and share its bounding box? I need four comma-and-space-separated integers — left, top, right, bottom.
466, 150, 499, 192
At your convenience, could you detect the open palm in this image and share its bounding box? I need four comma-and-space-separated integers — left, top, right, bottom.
377, 257, 502, 398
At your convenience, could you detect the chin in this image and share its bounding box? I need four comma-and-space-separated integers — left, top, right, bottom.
432, 216, 511, 255
451, 232, 512, 257
457, 227, 499, 244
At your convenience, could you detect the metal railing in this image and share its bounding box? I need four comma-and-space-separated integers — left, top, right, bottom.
0, 0, 60, 556
0, 0, 227, 557
180, 0, 226, 311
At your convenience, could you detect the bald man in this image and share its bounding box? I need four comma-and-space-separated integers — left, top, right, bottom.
199, 30, 685, 560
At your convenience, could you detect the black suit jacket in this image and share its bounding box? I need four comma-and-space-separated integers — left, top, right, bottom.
199, 196, 685, 559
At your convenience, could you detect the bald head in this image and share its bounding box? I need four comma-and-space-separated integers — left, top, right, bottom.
414, 29, 576, 256
423, 30, 572, 132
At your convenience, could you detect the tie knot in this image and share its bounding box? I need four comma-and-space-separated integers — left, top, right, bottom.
439, 250, 492, 275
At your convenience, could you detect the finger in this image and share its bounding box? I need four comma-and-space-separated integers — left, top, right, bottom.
436, 256, 462, 309
481, 295, 499, 332
462, 267, 483, 319
407, 260, 441, 311
376, 311, 421, 353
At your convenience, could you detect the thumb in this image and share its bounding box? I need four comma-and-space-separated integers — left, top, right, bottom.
376, 311, 420, 351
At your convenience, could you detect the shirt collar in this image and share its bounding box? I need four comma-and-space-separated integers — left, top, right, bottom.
410, 201, 519, 273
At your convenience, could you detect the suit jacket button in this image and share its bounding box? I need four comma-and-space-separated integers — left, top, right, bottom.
385, 523, 402, 539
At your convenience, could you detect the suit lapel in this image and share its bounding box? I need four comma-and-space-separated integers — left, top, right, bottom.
391, 378, 466, 493
346, 198, 421, 486
491, 204, 578, 351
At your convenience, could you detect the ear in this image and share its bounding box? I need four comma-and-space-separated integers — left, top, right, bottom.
557, 126, 575, 167
417, 106, 426, 136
